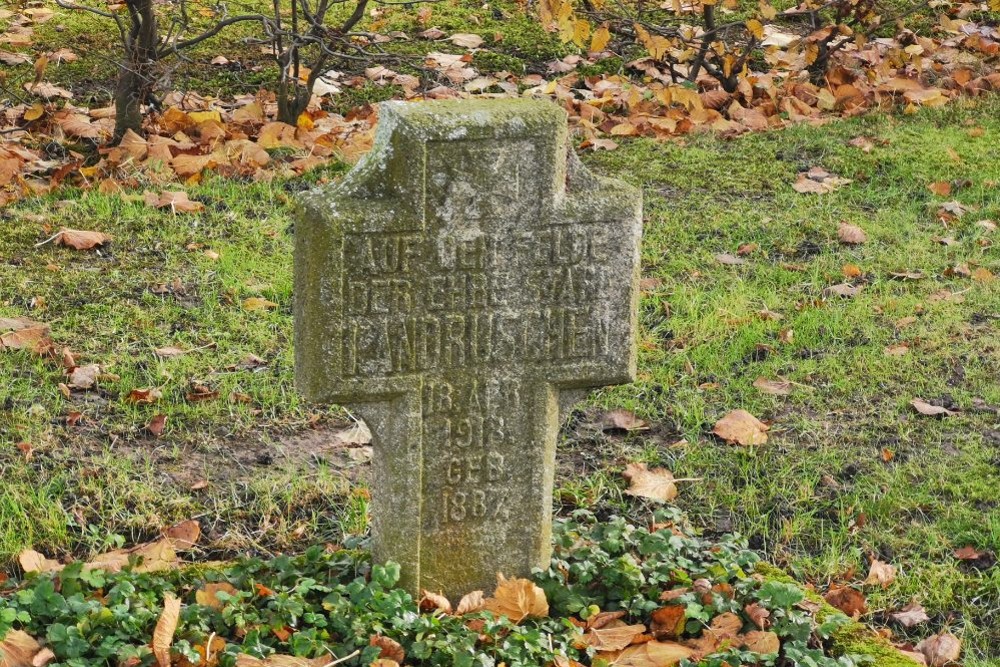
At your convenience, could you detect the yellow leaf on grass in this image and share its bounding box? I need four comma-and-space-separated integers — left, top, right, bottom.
243, 297, 278, 311
484, 574, 548, 622
623, 463, 678, 502
153, 593, 181, 667
746, 19, 764, 41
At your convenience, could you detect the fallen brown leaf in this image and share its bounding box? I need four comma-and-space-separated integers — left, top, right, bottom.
823, 283, 862, 298
744, 602, 770, 629
713, 409, 769, 446
623, 462, 678, 502
18, 549, 63, 574
455, 590, 485, 615
916, 632, 961, 667
153, 593, 181, 667
891, 601, 930, 628
752, 377, 791, 396
953, 545, 984, 560
418, 590, 452, 614
483, 574, 548, 622
823, 586, 867, 618
163, 519, 201, 551
369, 635, 405, 663
0, 321, 51, 354
864, 559, 897, 588
585, 624, 647, 651
0, 630, 50, 667
601, 640, 693, 666
601, 409, 648, 432
911, 398, 956, 417
51, 228, 112, 250
837, 222, 867, 245
147, 414, 167, 436
67, 364, 100, 389
196, 582, 238, 610
145, 190, 205, 213
649, 605, 685, 639
741, 630, 780, 654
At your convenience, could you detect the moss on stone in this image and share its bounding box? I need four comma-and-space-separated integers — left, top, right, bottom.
753, 563, 922, 666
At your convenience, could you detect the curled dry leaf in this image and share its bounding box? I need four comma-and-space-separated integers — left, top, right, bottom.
455, 590, 485, 615
153, 593, 181, 667
823, 586, 867, 618
369, 635, 405, 663
0, 630, 50, 667
713, 409, 769, 446
483, 574, 548, 622
418, 590, 452, 614
52, 228, 112, 250
623, 462, 678, 502
891, 601, 930, 628
196, 582, 238, 610
837, 222, 867, 245
154, 346, 186, 358
911, 399, 956, 417
916, 632, 961, 667
864, 559, 897, 588
744, 602, 770, 629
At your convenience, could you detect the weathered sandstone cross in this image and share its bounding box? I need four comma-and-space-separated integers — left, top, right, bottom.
295, 98, 641, 599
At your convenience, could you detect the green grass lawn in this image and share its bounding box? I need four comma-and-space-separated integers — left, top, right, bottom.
2, 97, 1000, 662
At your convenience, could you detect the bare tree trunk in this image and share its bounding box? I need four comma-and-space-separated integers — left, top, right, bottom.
113, 0, 157, 143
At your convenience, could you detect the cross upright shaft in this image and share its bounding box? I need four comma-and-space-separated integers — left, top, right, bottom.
295, 99, 642, 599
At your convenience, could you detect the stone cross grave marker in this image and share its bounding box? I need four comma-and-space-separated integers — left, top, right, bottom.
295, 98, 641, 600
